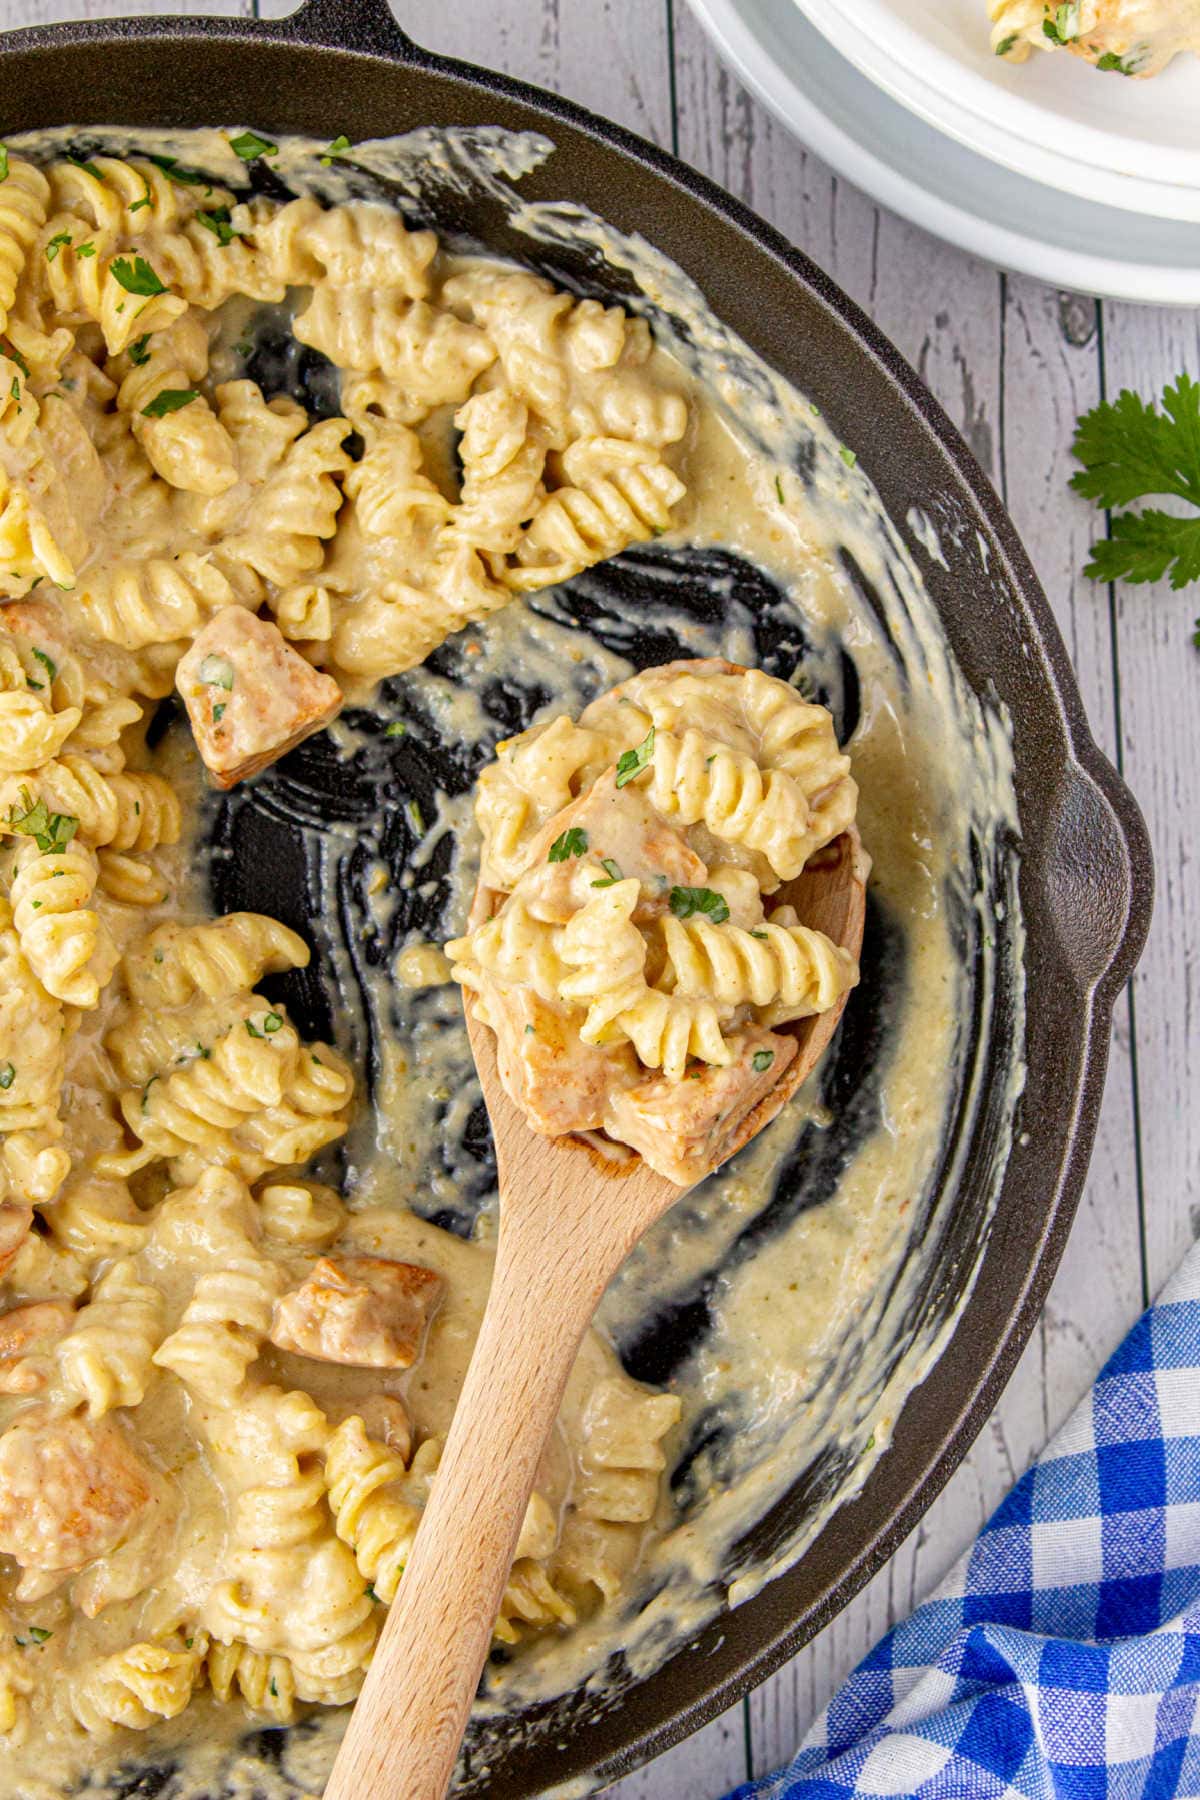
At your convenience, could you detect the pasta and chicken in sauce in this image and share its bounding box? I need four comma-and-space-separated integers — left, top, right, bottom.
989, 0, 1200, 75
448, 660, 861, 1185
0, 140, 711, 1775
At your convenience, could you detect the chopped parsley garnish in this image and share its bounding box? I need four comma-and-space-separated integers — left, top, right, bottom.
7, 788, 78, 854
212, 702, 226, 724
0, 147, 8, 183
75, 241, 96, 258
524, 1023, 536, 1036
142, 387, 198, 418
840, 446, 857, 468
269, 1678, 278, 1696
668, 885, 730, 924
129, 181, 152, 213
9, 376, 18, 408
4, 341, 29, 380
548, 826, 588, 862
994, 32, 1018, 55
591, 858, 623, 888
407, 800, 425, 835
365, 1584, 381, 1602
615, 724, 655, 788
111, 255, 167, 296
775, 474, 784, 503
1071, 373, 1200, 595
320, 134, 352, 165
197, 653, 235, 689
229, 130, 279, 161
195, 206, 241, 246
147, 153, 209, 188
67, 152, 105, 180
385, 720, 407, 738
752, 1049, 775, 1073
127, 334, 152, 366
751, 928, 768, 940
44, 230, 72, 263
0, 1063, 14, 1090
1096, 50, 1135, 73
31, 648, 56, 684
14, 1627, 52, 1647
246, 1011, 284, 1039
1042, 3, 1079, 43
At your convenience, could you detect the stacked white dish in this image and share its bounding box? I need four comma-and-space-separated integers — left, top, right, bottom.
684, 0, 1200, 302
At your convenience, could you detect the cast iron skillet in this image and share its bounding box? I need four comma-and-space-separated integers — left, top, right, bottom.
0, 1, 1153, 1792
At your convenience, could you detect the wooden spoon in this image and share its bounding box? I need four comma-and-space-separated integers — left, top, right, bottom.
325, 830, 866, 1800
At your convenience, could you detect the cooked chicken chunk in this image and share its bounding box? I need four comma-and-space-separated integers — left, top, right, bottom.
0, 1410, 162, 1578
0, 1203, 32, 1278
605, 1025, 797, 1185
270, 1256, 443, 1369
524, 772, 706, 907
176, 607, 343, 789
0, 1300, 75, 1394
481, 986, 635, 1136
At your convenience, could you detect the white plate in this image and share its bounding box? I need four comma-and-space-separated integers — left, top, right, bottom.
796, 0, 1200, 221
795, 0, 1200, 189
684, 0, 1200, 305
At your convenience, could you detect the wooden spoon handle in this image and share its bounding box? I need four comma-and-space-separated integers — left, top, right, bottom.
323, 1213, 607, 1800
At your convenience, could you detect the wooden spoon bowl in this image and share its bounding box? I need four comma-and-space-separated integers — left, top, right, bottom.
325, 731, 866, 1800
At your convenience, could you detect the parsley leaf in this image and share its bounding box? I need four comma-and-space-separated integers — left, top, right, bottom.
229, 131, 279, 162
246, 1011, 284, 1039
67, 152, 105, 180
994, 32, 1018, 55
385, 720, 407, 738
31, 647, 56, 685
7, 788, 78, 855
0, 1062, 14, 1090
142, 387, 198, 418
44, 229, 72, 263
127, 334, 152, 366
668, 885, 730, 924
111, 255, 167, 296
615, 725, 655, 788
548, 826, 588, 862
4, 341, 29, 380
591, 857, 623, 888
147, 153, 210, 188
752, 1049, 775, 1072
1072, 374, 1200, 593
320, 134, 352, 165
0, 147, 8, 183
195, 206, 240, 246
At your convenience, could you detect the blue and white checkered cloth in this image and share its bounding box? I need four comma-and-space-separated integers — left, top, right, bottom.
730, 1242, 1200, 1800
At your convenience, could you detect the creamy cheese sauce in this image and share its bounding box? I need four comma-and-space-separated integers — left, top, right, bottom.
3, 125, 1024, 1799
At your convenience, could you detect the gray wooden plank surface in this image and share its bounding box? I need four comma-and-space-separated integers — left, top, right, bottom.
0, 2, 1182, 1796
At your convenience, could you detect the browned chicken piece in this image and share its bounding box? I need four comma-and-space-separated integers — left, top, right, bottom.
270, 1255, 444, 1369
0, 1204, 32, 1279
521, 772, 706, 912
0, 1409, 162, 1578
482, 986, 636, 1136
175, 607, 343, 789
605, 1025, 798, 1185
0, 1300, 75, 1395
0, 597, 73, 665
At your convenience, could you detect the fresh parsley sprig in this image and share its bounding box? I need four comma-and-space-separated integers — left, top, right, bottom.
1071, 373, 1200, 598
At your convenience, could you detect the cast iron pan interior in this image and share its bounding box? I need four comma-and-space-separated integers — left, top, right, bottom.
0, 1, 1153, 1791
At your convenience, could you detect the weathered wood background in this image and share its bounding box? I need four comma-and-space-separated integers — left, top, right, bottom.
7, 0, 1196, 1791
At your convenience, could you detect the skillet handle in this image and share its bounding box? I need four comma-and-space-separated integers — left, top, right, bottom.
281, 0, 418, 57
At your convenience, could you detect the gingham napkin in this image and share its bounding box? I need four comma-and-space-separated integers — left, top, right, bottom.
729, 1241, 1200, 1800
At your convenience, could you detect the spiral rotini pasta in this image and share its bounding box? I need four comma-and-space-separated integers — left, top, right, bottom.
123, 912, 309, 1010
9, 837, 119, 1008
68, 1640, 201, 1735
0, 159, 49, 336
56, 1256, 165, 1417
